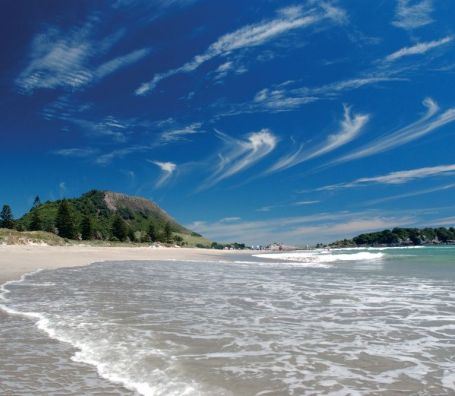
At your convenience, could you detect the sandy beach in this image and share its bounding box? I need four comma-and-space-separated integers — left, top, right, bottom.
0, 245, 244, 284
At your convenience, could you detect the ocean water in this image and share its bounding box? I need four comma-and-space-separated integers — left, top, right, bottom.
1, 247, 455, 395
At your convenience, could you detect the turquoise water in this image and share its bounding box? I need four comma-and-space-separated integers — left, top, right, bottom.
1, 246, 454, 395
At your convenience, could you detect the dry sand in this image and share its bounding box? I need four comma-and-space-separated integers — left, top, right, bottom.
0, 245, 245, 284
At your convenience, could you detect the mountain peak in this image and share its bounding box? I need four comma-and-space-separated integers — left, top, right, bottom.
18, 190, 208, 246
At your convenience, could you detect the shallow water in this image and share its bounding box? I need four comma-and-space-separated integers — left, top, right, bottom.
1, 247, 455, 395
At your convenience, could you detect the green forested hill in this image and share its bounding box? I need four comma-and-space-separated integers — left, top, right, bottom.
15, 190, 210, 246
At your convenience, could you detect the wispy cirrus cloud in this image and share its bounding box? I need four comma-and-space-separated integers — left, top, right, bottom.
294, 200, 320, 205
367, 183, 455, 205
44, 99, 136, 142
150, 160, 177, 187
16, 22, 99, 92
135, 3, 346, 95
113, 0, 198, 14
427, 215, 455, 227
78, 120, 204, 165
223, 74, 403, 115
268, 105, 369, 173
95, 145, 150, 165
16, 18, 150, 93
302, 76, 403, 96
42, 95, 93, 122
58, 182, 67, 198
392, 0, 434, 31
70, 116, 131, 142
384, 36, 453, 62
212, 60, 248, 82
330, 98, 455, 165
44, 96, 205, 146
53, 148, 99, 157
219, 216, 242, 223
159, 122, 203, 143
256, 200, 319, 213
222, 32, 452, 116
94, 47, 151, 80
199, 129, 277, 190
314, 163, 455, 191
252, 87, 319, 111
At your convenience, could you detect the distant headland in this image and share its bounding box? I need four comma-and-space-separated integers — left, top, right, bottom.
326, 227, 455, 248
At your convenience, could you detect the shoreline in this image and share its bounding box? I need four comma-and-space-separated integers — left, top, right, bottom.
0, 245, 249, 284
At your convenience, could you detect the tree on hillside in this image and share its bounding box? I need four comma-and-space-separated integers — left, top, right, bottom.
55, 200, 76, 239
29, 210, 43, 231
147, 222, 157, 242
408, 229, 421, 245
80, 216, 93, 240
112, 215, 128, 241
422, 228, 436, 241
32, 195, 42, 210
0, 205, 14, 229
164, 222, 172, 243
436, 227, 451, 243
128, 228, 136, 242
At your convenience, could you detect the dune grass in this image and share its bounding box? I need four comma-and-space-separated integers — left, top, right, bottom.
0, 228, 67, 246
0, 228, 212, 248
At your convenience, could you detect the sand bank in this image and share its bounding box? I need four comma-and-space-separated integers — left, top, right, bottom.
0, 245, 245, 284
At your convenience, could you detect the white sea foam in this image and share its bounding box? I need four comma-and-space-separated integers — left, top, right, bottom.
253, 250, 384, 263
1, 300, 202, 396
442, 371, 455, 390
162, 257, 329, 268
332, 246, 425, 251
2, 256, 455, 395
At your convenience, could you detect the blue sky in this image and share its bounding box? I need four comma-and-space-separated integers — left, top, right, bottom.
1, 0, 454, 245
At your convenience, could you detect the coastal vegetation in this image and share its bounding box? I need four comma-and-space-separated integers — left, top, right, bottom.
0, 190, 211, 247
210, 242, 247, 250
0, 228, 67, 246
329, 227, 455, 247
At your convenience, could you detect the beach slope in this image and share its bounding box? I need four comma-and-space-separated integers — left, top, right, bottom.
0, 245, 240, 283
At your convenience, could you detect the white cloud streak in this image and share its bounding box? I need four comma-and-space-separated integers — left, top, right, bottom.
330, 98, 455, 165
94, 47, 151, 80
88, 120, 204, 165
150, 161, 177, 187
59, 182, 67, 198
385, 36, 453, 62
392, 0, 434, 30
247, 75, 402, 113
96, 145, 150, 165
71, 116, 131, 142
428, 215, 455, 227
268, 105, 369, 172
16, 20, 150, 93
53, 148, 99, 157
294, 200, 320, 205
367, 183, 455, 205
256, 200, 319, 213
212, 60, 248, 82
200, 129, 277, 189
159, 122, 203, 143
135, 4, 346, 95
315, 164, 455, 191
